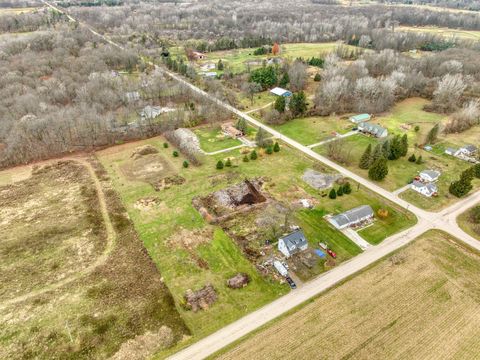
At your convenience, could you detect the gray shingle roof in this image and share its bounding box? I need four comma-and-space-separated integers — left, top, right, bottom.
420, 169, 440, 180
412, 180, 437, 193
330, 205, 374, 228
280, 230, 308, 251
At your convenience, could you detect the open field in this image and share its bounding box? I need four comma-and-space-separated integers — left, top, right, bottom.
0, 160, 187, 359
97, 135, 415, 350
197, 42, 346, 74
398, 26, 480, 40
270, 115, 355, 146
193, 126, 242, 153
215, 230, 480, 360
0, 7, 40, 14
458, 204, 480, 241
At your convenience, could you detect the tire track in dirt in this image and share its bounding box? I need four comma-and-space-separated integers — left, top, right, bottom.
0, 157, 116, 309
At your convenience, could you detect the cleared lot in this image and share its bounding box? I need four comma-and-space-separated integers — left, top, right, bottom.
215, 230, 480, 360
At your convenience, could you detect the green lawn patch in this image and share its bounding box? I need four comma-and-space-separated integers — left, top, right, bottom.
269, 116, 354, 146
193, 126, 242, 153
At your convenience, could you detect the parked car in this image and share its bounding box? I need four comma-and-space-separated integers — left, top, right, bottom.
327, 249, 337, 259
286, 276, 297, 289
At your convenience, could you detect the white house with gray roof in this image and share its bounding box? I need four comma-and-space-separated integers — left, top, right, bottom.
278, 229, 308, 258
358, 122, 388, 138
328, 205, 375, 230
411, 180, 438, 197
419, 169, 441, 183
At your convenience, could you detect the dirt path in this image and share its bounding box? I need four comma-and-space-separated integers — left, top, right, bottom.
0, 157, 116, 309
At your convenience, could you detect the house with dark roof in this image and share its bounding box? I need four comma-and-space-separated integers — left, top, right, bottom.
278, 229, 308, 258
328, 205, 374, 230
358, 122, 388, 138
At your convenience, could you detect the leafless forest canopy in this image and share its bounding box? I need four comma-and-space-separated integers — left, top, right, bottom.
0, 0, 479, 167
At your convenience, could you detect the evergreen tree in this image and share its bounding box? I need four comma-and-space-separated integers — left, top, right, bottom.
449, 168, 474, 197
368, 157, 389, 181
250, 150, 258, 160
243, 155, 250, 162
279, 72, 289, 87
425, 123, 440, 144
255, 127, 271, 148
273, 142, 280, 152
163, 142, 169, 148
372, 144, 383, 162
314, 73, 321, 82
389, 135, 403, 160
343, 182, 352, 194
382, 139, 391, 159
290, 91, 307, 117
217, 59, 224, 70
416, 155, 423, 164
236, 118, 248, 134
408, 154, 416, 162
172, 150, 179, 157
183, 160, 189, 168
337, 186, 344, 196
473, 164, 480, 179
225, 158, 232, 167
216, 160, 224, 169
329, 188, 337, 199
400, 134, 408, 157
274, 96, 286, 113
266, 146, 273, 154
359, 143, 372, 169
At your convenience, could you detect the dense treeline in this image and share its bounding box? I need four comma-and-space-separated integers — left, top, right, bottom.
382, 0, 480, 11
0, 8, 66, 33
314, 48, 480, 115
62, 0, 480, 52
0, 24, 227, 168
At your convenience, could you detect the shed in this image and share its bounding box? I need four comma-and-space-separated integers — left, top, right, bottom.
270, 87, 292, 97
278, 229, 308, 258
349, 113, 371, 124
328, 205, 374, 230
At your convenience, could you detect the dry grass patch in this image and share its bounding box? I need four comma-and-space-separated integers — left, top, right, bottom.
0, 161, 105, 301
216, 231, 480, 360
0, 159, 188, 359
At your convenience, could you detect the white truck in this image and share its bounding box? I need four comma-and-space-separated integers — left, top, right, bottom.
273, 260, 288, 277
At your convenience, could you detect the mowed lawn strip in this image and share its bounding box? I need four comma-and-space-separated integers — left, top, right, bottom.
214, 230, 480, 360
193, 126, 243, 153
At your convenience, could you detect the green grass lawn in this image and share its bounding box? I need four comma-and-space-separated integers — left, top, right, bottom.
269, 116, 355, 146
296, 209, 361, 259
197, 42, 347, 74
193, 126, 243, 153
458, 205, 480, 241
239, 91, 276, 111
97, 135, 417, 353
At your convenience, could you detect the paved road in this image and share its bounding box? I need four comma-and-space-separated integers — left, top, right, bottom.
36, 4, 480, 359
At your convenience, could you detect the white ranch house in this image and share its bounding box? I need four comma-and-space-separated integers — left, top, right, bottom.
328, 205, 374, 230
358, 122, 388, 138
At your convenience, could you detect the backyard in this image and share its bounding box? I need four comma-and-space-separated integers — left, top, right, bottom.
215, 230, 480, 360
